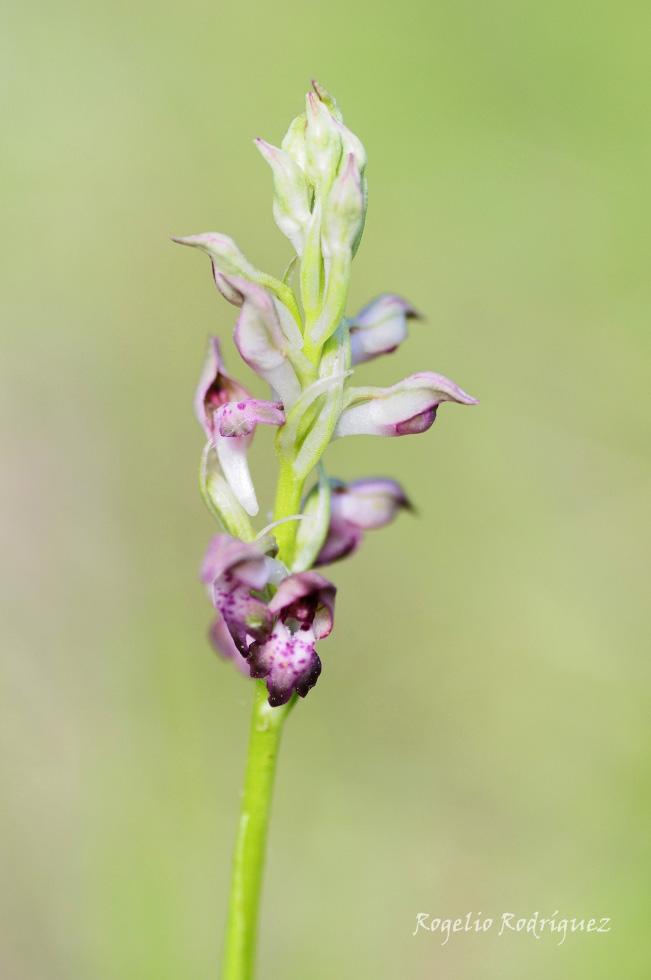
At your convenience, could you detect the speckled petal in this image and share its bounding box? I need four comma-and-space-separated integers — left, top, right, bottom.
200, 535, 270, 589
201, 535, 274, 652
216, 399, 285, 438
194, 337, 249, 440
247, 621, 322, 707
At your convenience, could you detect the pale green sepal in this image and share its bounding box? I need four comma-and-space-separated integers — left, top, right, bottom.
306, 246, 352, 349
304, 93, 342, 194
292, 468, 332, 572
299, 199, 324, 325
281, 113, 308, 171
292, 325, 350, 478
199, 443, 255, 542
310, 80, 343, 121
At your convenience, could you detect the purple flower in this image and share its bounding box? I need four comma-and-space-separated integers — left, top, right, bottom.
315, 478, 411, 565
248, 572, 336, 707
195, 338, 285, 515
201, 535, 275, 653
202, 535, 336, 706
349, 294, 420, 365
335, 371, 478, 438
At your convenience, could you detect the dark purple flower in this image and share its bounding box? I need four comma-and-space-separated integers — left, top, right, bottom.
201, 534, 274, 654
202, 536, 336, 706
247, 572, 336, 707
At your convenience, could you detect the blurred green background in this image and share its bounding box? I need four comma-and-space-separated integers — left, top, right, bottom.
2, 0, 650, 977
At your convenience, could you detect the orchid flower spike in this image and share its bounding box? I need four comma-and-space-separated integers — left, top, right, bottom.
175, 81, 477, 706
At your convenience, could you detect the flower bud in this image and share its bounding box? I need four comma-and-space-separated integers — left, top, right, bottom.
335, 372, 478, 438
302, 155, 366, 348
349, 294, 420, 365
321, 153, 366, 258
281, 113, 308, 171
255, 138, 312, 255
304, 92, 342, 192
310, 79, 343, 121
299, 199, 324, 322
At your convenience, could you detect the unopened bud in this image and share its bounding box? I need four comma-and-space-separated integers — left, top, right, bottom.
255, 138, 312, 255
310, 79, 343, 121
281, 113, 308, 171
304, 92, 342, 192
321, 154, 366, 258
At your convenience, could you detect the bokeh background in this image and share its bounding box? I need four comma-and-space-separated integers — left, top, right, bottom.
2, 1, 650, 977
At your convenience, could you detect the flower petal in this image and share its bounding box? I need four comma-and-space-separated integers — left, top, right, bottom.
201, 535, 273, 653
247, 620, 322, 707
214, 432, 259, 517
269, 571, 336, 640
194, 337, 249, 439
335, 477, 411, 530
216, 399, 285, 438
201, 534, 270, 589
315, 517, 362, 566
208, 616, 251, 676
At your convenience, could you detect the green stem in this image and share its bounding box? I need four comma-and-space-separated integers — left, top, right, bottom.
221, 683, 294, 980
220, 461, 304, 980
271, 460, 305, 568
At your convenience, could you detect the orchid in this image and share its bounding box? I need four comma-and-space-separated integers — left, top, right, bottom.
174, 80, 477, 980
